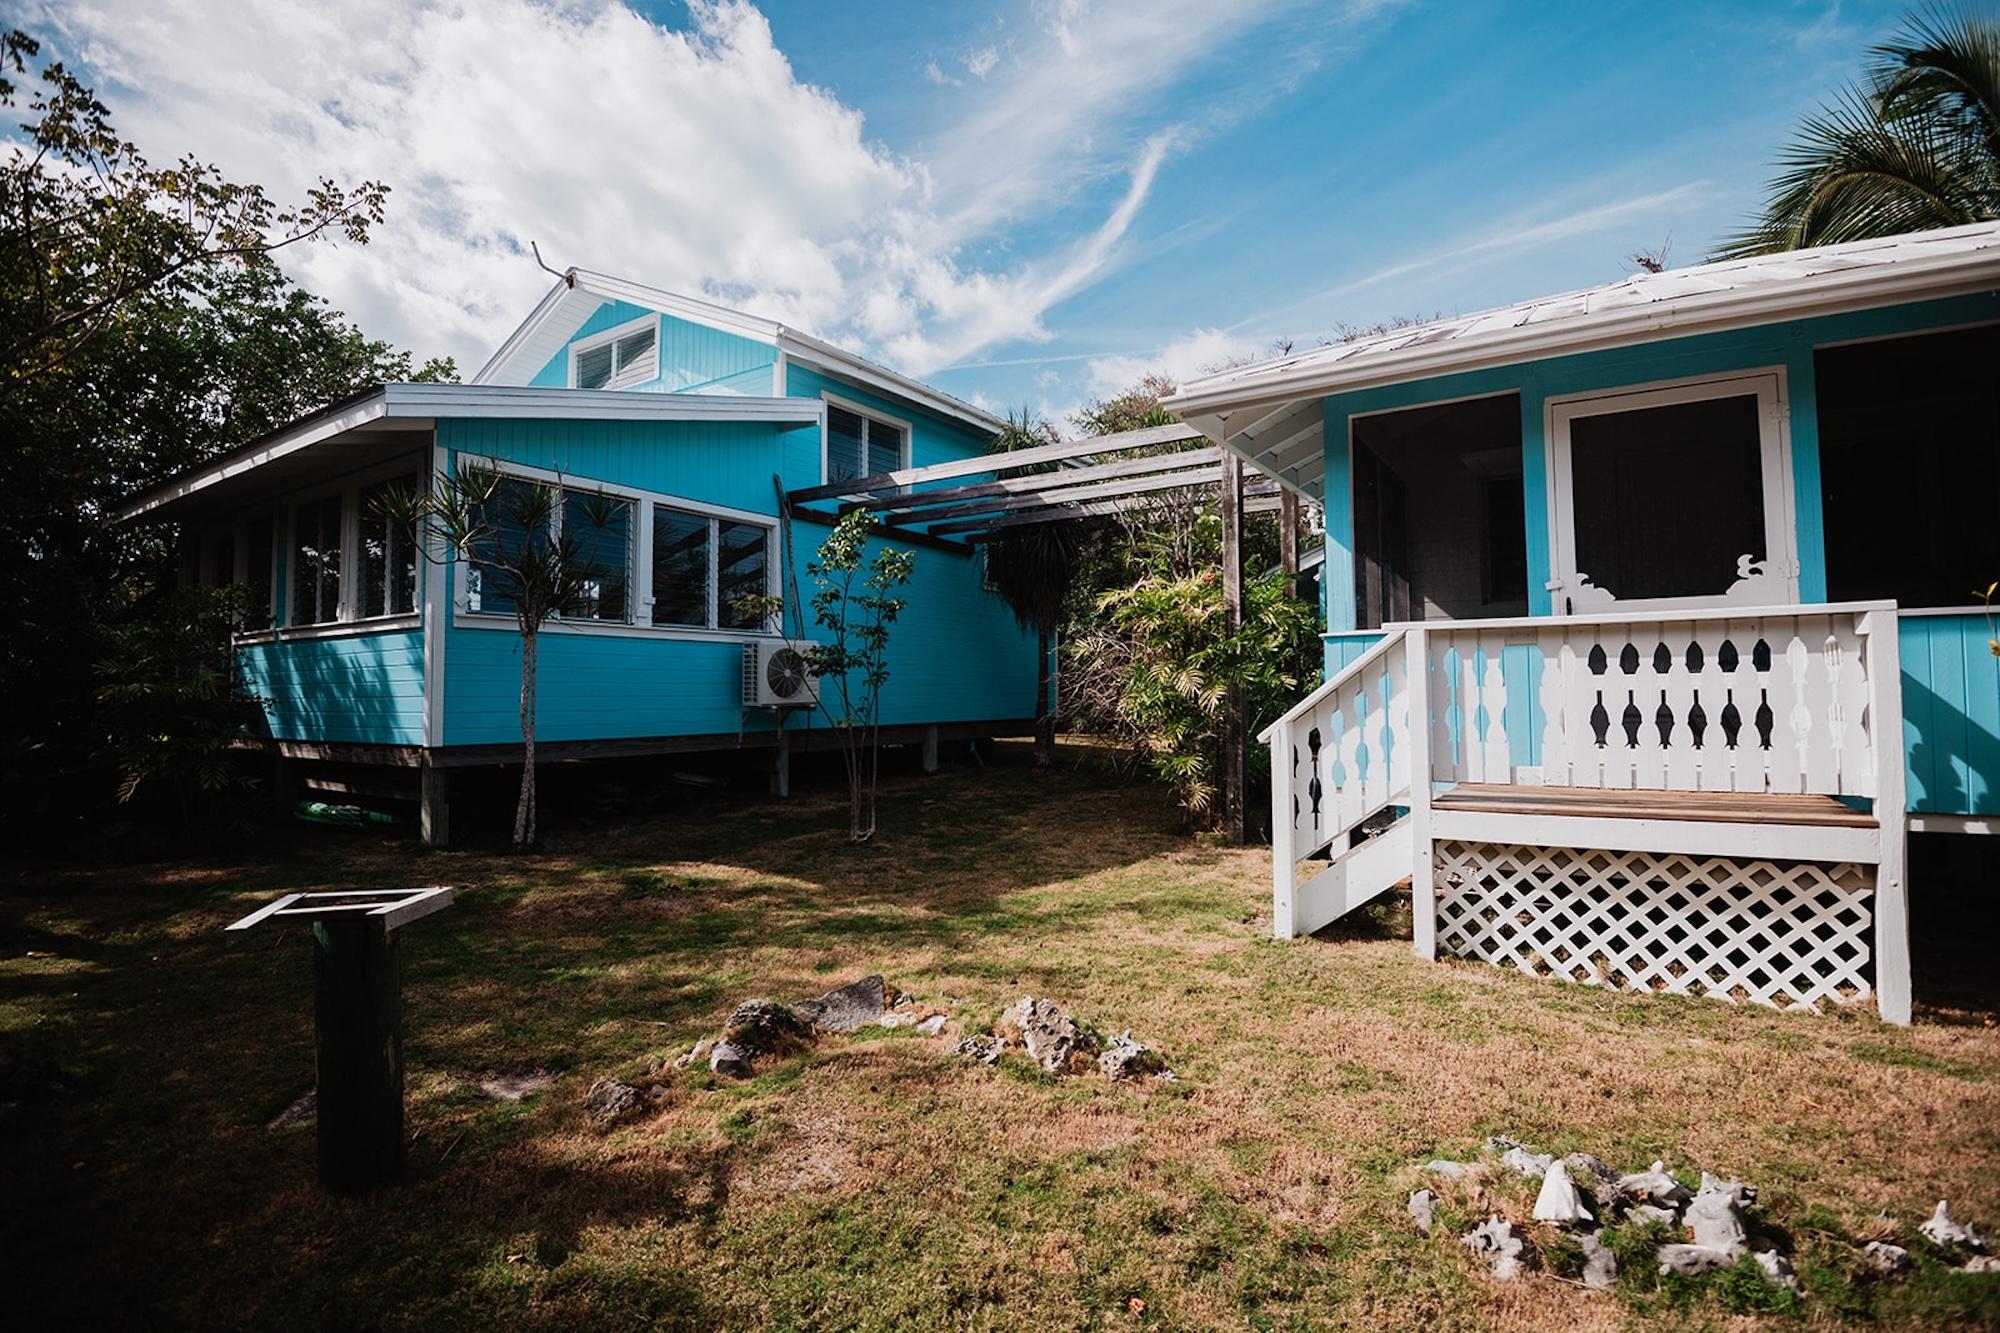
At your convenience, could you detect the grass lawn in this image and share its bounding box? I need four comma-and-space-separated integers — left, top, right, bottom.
5, 745, 1999, 1329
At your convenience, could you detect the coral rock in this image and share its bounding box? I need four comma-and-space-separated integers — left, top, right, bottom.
1462, 1216, 1537, 1280
1532, 1161, 1593, 1226
1861, 1241, 1911, 1275
1408, 1189, 1438, 1235
1920, 1200, 1989, 1252
1576, 1231, 1618, 1289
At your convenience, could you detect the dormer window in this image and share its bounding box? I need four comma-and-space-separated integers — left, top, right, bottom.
571, 317, 659, 390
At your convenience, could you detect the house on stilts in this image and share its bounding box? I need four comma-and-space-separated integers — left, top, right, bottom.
1165, 220, 2000, 1025
113, 272, 1050, 842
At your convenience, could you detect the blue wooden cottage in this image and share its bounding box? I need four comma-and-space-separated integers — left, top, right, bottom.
1167, 221, 2000, 1023
116, 270, 1041, 842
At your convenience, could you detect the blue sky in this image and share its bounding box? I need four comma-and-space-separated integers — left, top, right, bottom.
17, 0, 1921, 429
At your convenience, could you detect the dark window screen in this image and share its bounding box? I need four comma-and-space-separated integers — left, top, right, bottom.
1817, 325, 2000, 607
1568, 394, 1765, 603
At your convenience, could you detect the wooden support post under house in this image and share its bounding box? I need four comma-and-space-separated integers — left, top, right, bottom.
419, 754, 450, 849
922, 724, 940, 774
1279, 488, 1300, 600
1220, 454, 1247, 845
771, 720, 792, 798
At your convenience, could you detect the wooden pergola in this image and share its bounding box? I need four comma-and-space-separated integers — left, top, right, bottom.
784, 422, 1310, 841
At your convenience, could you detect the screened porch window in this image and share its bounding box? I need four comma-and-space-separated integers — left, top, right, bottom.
572, 322, 659, 390
1817, 324, 2000, 607
825, 403, 907, 483
290, 495, 344, 626
244, 517, 274, 631
359, 478, 420, 618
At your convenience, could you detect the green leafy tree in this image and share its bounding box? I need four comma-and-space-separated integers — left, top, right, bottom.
804, 510, 914, 843
0, 31, 442, 839
1721, 6, 2000, 257
978, 410, 1086, 768
1067, 567, 1320, 829
383, 466, 624, 848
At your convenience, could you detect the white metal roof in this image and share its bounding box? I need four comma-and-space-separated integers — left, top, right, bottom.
474, 269, 1004, 436
1168, 218, 2000, 422
1167, 221, 2000, 504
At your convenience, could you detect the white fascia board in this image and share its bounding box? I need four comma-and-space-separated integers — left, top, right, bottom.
1170, 254, 2000, 419
470, 276, 598, 385
776, 331, 1003, 435
380, 383, 822, 423
116, 390, 393, 521
117, 386, 825, 522
568, 269, 782, 345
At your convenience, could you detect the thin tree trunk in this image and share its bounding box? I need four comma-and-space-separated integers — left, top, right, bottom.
1032, 628, 1053, 769
515, 625, 537, 846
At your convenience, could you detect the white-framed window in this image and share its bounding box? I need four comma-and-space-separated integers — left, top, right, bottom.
358, 478, 421, 619
651, 503, 773, 631
290, 494, 345, 627
823, 394, 910, 484
456, 458, 778, 637
569, 315, 660, 391
464, 477, 636, 624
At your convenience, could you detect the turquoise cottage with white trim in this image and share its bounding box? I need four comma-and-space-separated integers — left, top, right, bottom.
1169, 222, 2000, 1022
116, 271, 1041, 842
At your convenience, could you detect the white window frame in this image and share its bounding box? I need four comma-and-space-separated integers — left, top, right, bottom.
355, 473, 425, 621
820, 392, 913, 485
452, 455, 782, 643
1545, 368, 1799, 616
261, 457, 428, 638
568, 313, 662, 391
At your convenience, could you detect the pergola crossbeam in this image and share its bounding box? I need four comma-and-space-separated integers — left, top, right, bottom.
786, 421, 1204, 503
847, 445, 1223, 516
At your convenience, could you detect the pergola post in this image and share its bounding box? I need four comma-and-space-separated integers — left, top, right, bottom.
1220, 455, 1247, 845
1279, 488, 1300, 600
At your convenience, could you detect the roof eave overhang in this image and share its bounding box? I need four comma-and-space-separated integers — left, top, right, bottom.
1168, 259, 2000, 422
775, 330, 1005, 436
114, 385, 825, 523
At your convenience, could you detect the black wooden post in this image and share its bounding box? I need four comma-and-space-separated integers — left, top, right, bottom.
313, 917, 404, 1193
227, 886, 452, 1195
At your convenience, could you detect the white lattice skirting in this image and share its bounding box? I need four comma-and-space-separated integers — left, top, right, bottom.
1434, 841, 1875, 1011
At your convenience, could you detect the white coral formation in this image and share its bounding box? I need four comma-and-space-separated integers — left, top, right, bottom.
1920, 1200, 1989, 1252
1531, 1161, 1593, 1226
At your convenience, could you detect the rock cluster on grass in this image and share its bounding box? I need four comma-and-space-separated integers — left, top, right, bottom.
950, 996, 1177, 1083
1411, 1136, 2000, 1297
589, 981, 1172, 1127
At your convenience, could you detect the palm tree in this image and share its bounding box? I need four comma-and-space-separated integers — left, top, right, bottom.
1720, 6, 1999, 258
980, 410, 1086, 769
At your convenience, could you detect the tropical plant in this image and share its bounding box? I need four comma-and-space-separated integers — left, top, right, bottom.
1720, 5, 2000, 257
803, 510, 914, 843
1066, 566, 1320, 829
979, 410, 1086, 768
384, 466, 625, 847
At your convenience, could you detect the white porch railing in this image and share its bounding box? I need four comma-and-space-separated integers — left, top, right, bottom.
1262, 603, 1909, 1015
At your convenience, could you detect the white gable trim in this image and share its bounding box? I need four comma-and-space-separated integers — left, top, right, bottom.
472, 269, 1001, 436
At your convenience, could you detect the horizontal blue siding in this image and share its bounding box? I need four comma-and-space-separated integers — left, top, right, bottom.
784, 362, 991, 470
239, 629, 424, 746
437, 415, 1037, 747
1901, 614, 2000, 817
528, 300, 775, 392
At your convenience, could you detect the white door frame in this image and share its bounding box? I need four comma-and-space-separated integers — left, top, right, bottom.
1544, 369, 1799, 615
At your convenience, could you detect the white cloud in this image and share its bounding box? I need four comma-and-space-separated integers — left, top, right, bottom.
26, 0, 1382, 380
924, 58, 957, 86
1083, 326, 1265, 398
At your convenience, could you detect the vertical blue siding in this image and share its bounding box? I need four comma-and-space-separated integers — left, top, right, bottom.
239, 630, 425, 745
1902, 614, 2000, 817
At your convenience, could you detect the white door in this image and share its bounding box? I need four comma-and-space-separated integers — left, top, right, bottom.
1547, 372, 1798, 615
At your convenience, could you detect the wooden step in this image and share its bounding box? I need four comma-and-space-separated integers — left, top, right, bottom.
1433, 783, 1874, 828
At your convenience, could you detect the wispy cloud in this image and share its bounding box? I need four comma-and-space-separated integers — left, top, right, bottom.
1234, 181, 1713, 333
